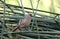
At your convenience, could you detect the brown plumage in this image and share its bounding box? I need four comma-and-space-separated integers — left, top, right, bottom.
13, 14, 32, 31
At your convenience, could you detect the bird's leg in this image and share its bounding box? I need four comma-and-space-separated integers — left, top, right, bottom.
28, 26, 32, 31
24, 26, 31, 31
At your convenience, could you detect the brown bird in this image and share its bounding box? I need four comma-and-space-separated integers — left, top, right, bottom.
13, 13, 32, 31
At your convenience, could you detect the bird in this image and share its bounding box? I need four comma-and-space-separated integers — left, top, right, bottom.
13, 13, 32, 32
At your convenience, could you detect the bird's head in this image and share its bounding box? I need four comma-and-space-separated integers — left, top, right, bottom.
29, 14, 32, 17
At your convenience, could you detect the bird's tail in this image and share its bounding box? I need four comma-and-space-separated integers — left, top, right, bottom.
12, 25, 20, 32
13, 20, 22, 32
